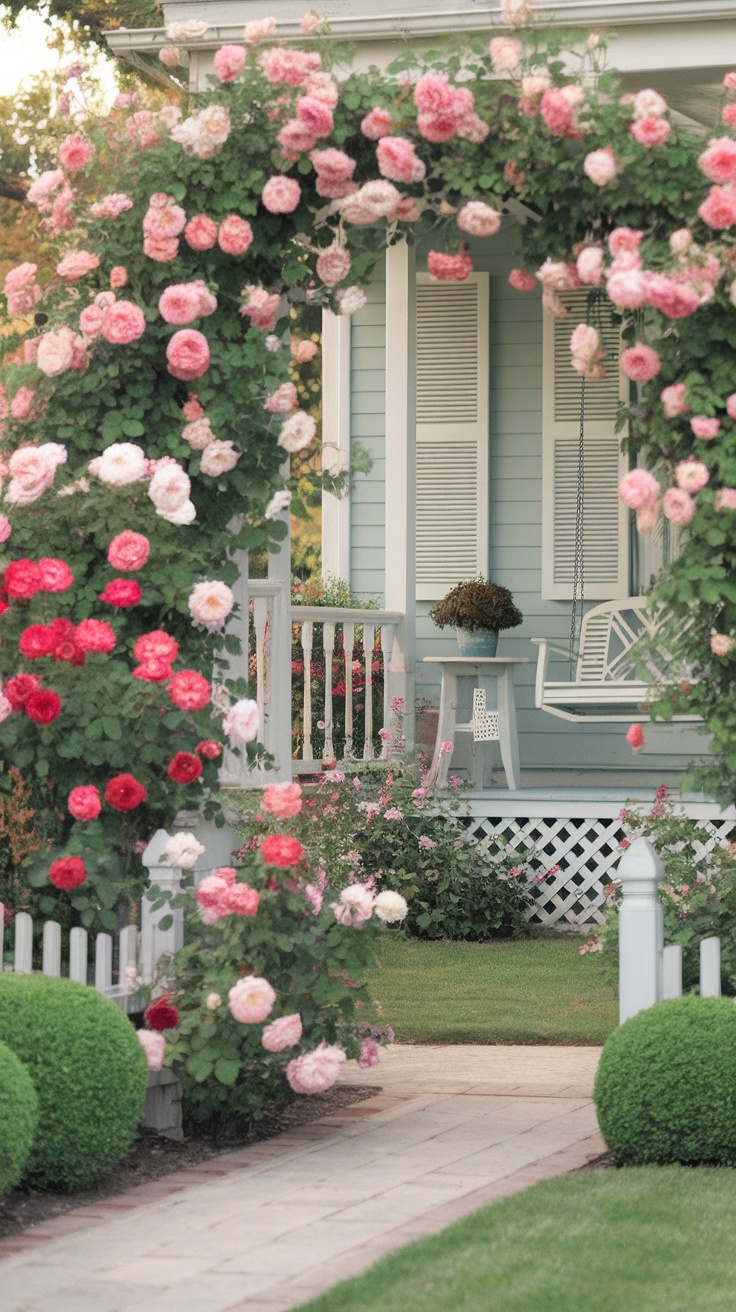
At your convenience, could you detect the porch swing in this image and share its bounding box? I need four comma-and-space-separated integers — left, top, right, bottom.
531, 332, 693, 724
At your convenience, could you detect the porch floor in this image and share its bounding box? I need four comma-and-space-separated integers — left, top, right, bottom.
457, 769, 736, 820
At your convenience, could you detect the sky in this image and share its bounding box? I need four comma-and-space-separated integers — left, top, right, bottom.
0, 11, 118, 97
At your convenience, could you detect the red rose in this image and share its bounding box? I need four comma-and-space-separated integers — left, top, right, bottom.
0, 600, 9, 616
168, 669, 210, 711
19, 624, 57, 659
105, 772, 148, 811
38, 557, 74, 592
75, 619, 116, 653
167, 751, 203, 784
49, 856, 87, 890
196, 739, 222, 759
4, 673, 41, 708
25, 689, 62, 724
5, 559, 41, 599
48, 618, 85, 665
261, 835, 305, 867
134, 630, 179, 664
132, 660, 173, 683
144, 993, 179, 1031
68, 785, 102, 822
98, 579, 142, 608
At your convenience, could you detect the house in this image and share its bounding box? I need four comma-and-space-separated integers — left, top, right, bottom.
108, 1, 736, 926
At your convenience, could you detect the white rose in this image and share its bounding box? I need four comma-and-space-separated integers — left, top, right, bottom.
336, 286, 367, 316
277, 411, 317, 454
97, 442, 147, 487
157, 498, 196, 525
265, 490, 291, 519
148, 461, 191, 512
166, 19, 209, 40
159, 832, 206, 869
223, 697, 260, 745
373, 890, 409, 923
200, 440, 240, 476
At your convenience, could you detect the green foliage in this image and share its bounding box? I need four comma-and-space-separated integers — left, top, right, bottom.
231, 765, 540, 942
0, 1038, 38, 1195
0, 974, 147, 1191
429, 578, 523, 634
601, 788, 736, 993
165, 849, 395, 1135
594, 996, 736, 1165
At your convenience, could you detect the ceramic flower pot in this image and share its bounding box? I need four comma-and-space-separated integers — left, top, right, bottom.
455, 628, 499, 657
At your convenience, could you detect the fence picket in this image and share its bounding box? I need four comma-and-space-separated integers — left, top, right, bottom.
14, 912, 33, 975
42, 920, 62, 977
700, 936, 721, 997
69, 927, 88, 984
362, 623, 375, 760
662, 944, 682, 999
95, 932, 113, 993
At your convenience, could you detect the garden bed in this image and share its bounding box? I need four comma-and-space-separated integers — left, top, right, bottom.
0, 1082, 380, 1240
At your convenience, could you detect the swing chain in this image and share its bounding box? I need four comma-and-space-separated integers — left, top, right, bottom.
569, 375, 585, 675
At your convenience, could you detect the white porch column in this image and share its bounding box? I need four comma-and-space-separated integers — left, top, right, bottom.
266, 496, 293, 782
321, 309, 351, 584
384, 240, 417, 755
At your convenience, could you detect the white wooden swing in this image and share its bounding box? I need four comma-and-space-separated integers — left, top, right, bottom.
530, 348, 696, 725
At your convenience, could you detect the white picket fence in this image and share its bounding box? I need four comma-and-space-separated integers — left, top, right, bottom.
618, 836, 722, 1023
0, 829, 186, 1010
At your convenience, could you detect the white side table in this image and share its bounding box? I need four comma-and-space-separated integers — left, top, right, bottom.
423, 656, 529, 790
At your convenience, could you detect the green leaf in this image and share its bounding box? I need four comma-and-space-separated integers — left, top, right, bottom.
214, 1057, 241, 1085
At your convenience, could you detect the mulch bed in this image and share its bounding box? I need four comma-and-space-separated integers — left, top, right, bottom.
0, 1082, 380, 1241
577, 1151, 617, 1171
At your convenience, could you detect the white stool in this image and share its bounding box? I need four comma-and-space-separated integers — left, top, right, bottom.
423, 656, 529, 790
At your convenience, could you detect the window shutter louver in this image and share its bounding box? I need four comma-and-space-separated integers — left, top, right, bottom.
542, 288, 629, 601
415, 274, 489, 600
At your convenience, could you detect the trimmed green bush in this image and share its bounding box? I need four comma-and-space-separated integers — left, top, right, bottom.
0, 974, 147, 1192
0, 1038, 38, 1195
594, 996, 736, 1166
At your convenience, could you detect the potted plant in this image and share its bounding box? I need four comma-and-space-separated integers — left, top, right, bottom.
429, 577, 523, 657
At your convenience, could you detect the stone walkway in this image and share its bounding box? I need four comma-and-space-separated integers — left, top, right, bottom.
0, 1045, 605, 1312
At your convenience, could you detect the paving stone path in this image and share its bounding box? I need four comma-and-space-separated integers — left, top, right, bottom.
0, 1045, 605, 1312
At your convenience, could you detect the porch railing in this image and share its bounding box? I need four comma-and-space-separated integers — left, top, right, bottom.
291, 606, 404, 772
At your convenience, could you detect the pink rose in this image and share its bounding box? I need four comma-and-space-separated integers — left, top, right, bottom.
240, 288, 281, 333
261, 1013, 302, 1052
540, 88, 574, 135
711, 633, 733, 657
489, 36, 521, 70
316, 246, 351, 287
107, 531, 150, 571
576, 247, 603, 285
457, 201, 502, 238
278, 119, 318, 158
10, 387, 35, 420
68, 784, 102, 822
262, 781, 303, 818
79, 303, 106, 336
361, 107, 392, 139
661, 383, 689, 418
101, 301, 146, 345
213, 44, 246, 82
110, 266, 127, 288
609, 228, 642, 255
508, 269, 535, 292
137, 1030, 165, 1072
38, 557, 74, 591
727, 394, 736, 420
261, 176, 302, 214
159, 283, 207, 325
691, 416, 720, 440
244, 17, 277, 44
291, 339, 318, 363
264, 382, 297, 414
427, 251, 473, 283
0, 516, 11, 543
620, 343, 661, 383
37, 327, 75, 377
699, 137, 736, 185
662, 487, 695, 525
166, 329, 210, 381
295, 95, 333, 138
56, 250, 99, 280
58, 132, 95, 170
636, 498, 661, 535
376, 136, 425, 184
168, 669, 210, 711
631, 118, 671, 146
200, 440, 239, 476
182, 417, 214, 449
4, 262, 37, 292
715, 488, 736, 511
184, 214, 218, 250
698, 186, 736, 230
619, 469, 660, 510
218, 215, 254, 255
228, 976, 276, 1024
359, 1039, 380, 1069
675, 459, 709, 493
626, 723, 644, 752
583, 148, 617, 186
259, 47, 320, 86
286, 1042, 346, 1094
222, 882, 260, 918
606, 269, 648, 310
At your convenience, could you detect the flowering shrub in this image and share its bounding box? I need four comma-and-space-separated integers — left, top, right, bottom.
599, 787, 736, 992
230, 765, 547, 940
155, 796, 403, 1131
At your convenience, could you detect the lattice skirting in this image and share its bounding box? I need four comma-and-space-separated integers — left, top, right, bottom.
464, 813, 736, 928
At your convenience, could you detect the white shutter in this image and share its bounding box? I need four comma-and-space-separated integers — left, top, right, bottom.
415, 273, 489, 600
542, 288, 629, 601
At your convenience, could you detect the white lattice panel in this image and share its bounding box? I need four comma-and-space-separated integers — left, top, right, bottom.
465, 814, 736, 927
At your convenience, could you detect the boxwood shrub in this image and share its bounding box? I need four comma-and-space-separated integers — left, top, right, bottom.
0, 974, 147, 1192
0, 1038, 38, 1195
594, 996, 736, 1165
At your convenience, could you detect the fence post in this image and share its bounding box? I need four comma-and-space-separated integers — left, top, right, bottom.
140, 829, 184, 986
13, 912, 33, 975
662, 944, 682, 1000
700, 936, 722, 997
617, 836, 664, 1024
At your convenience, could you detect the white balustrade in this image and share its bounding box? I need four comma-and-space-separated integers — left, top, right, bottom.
42, 920, 62, 977
290, 606, 403, 773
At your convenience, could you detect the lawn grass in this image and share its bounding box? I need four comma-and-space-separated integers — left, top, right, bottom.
365, 936, 618, 1045
297, 1167, 736, 1312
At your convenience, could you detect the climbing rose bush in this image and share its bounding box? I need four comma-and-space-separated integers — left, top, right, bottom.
158, 784, 403, 1131
3, 5, 736, 930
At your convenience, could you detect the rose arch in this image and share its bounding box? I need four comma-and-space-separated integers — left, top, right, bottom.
2, 8, 736, 932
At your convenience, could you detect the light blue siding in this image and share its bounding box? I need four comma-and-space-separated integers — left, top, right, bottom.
348, 229, 692, 776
